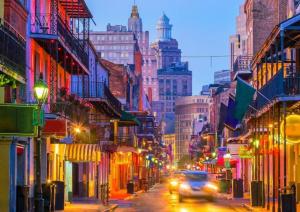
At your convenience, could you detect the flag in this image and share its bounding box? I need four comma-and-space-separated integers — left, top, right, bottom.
217, 103, 227, 134
224, 96, 239, 130
234, 77, 256, 121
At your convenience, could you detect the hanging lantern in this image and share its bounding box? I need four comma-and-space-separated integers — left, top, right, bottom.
280, 114, 300, 144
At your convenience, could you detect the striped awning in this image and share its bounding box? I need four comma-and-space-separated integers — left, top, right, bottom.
65, 144, 101, 162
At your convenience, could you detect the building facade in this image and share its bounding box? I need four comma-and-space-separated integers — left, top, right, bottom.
151, 14, 181, 70
90, 26, 137, 65
157, 62, 192, 134
175, 95, 211, 162
127, 5, 159, 102
214, 69, 231, 84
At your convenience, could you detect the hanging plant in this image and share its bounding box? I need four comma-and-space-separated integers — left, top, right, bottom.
0, 74, 11, 87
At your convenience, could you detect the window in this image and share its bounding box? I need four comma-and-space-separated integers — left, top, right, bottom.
182, 79, 188, 96
166, 79, 171, 95
173, 80, 177, 96
159, 79, 164, 95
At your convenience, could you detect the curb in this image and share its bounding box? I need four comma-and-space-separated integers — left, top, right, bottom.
124, 189, 146, 200
102, 204, 118, 212
242, 203, 255, 211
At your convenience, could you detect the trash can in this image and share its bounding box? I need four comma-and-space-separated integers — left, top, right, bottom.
281, 193, 296, 212
16, 185, 29, 212
127, 180, 134, 194
52, 181, 64, 210
232, 179, 243, 198
251, 181, 263, 206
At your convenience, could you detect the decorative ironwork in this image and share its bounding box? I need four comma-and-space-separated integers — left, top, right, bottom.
255, 69, 300, 110
0, 19, 26, 79
31, 13, 89, 69
71, 80, 122, 115
50, 92, 90, 125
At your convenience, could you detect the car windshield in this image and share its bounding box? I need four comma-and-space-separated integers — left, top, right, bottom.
184, 173, 207, 181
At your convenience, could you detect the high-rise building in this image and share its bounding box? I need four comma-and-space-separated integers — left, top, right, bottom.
157, 62, 192, 133
214, 69, 231, 84
150, 14, 191, 133
175, 95, 211, 162
89, 25, 138, 65
127, 5, 159, 102
151, 14, 181, 69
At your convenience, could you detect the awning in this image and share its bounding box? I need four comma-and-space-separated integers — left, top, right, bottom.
42, 119, 67, 138
59, 0, 93, 18
119, 111, 141, 126
65, 144, 101, 162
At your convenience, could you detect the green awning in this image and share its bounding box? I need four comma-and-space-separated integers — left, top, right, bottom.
119, 111, 141, 126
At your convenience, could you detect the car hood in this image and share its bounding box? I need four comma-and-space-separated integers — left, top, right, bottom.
187, 181, 207, 188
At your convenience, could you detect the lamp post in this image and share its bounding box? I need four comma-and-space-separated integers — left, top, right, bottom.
34, 76, 49, 212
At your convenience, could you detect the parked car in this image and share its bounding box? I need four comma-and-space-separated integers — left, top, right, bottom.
178, 171, 218, 202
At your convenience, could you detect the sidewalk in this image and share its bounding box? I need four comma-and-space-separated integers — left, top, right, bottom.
62, 200, 118, 212
243, 202, 300, 212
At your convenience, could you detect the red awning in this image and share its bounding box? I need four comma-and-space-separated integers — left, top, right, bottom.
42, 119, 67, 138
59, 0, 92, 18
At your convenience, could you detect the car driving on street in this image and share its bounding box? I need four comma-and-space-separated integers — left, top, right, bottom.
178, 171, 218, 202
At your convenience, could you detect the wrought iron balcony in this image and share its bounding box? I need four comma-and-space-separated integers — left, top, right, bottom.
30, 13, 88, 69
256, 70, 300, 110
0, 19, 26, 80
49, 93, 90, 125
115, 136, 136, 147
71, 81, 122, 117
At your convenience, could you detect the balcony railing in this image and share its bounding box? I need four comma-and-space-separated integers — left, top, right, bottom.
0, 19, 26, 79
50, 94, 90, 125
71, 81, 122, 115
30, 13, 88, 68
115, 136, 136, 147
256, 70, 300, 109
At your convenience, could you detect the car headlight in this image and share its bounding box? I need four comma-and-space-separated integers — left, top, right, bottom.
205, 182, 218, 191
170, 180, 178, 186
180, 183, 191, 190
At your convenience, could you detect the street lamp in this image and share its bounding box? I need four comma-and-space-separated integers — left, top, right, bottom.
34, 76, 48, 212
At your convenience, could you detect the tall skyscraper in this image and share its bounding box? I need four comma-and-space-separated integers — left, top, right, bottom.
151, 14, 192, 134
128, 5, 158, 102
151, 14, 181, 69
89, 26, 138, 65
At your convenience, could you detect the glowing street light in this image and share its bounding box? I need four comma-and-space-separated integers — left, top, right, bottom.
34, 78, 49, 106
34, 75, 49, 212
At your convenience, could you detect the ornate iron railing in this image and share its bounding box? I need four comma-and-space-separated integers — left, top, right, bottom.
49, 94, 90, 125
30, 13, 88, 68
256, 70, 300, 110
0, 19, 26, 78
71, 80, 122, 115
116, 135, 136, 147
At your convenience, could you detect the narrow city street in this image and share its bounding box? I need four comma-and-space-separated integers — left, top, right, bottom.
114, 184, 248, 212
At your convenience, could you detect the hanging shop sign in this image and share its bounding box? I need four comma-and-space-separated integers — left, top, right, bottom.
0, 104, 38, 136
280, 114, 300, 144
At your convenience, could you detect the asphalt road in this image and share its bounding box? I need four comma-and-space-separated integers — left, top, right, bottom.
114, 183, 248, 212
